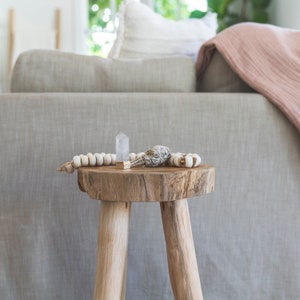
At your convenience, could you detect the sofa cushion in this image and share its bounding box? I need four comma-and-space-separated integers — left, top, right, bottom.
10, 50, 196, 92
108, 0, 217, 60
196, 50, 254, 92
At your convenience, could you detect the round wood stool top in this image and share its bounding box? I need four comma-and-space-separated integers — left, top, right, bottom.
78, 165, 215, 202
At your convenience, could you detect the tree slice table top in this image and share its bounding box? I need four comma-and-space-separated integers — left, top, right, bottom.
78, 164, 215, 202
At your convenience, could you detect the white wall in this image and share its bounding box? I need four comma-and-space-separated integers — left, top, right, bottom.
269, 0, 300, 29
0, 0, 88, 92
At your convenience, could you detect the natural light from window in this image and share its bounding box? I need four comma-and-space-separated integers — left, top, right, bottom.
88, 0, 208, 57
186, 0, 207, 12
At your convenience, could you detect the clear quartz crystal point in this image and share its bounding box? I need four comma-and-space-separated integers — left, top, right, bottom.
116, 132, 129, 162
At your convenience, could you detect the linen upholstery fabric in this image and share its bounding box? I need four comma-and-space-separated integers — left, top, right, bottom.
10, 50, 196, 92
1, 93, 300, 300
197, 50, 254, 92
108, 0, 217, 60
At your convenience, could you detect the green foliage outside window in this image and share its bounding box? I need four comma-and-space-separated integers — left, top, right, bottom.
154, 0, 190, 20
88, 0, 122, 55
191, 0, 272, 32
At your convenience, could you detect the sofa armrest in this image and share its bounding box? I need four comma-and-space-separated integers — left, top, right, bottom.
0, 92, 299, 300
197, 50, 255, 93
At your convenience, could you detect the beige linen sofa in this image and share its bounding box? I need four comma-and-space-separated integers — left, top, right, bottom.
0, 50, 299, 300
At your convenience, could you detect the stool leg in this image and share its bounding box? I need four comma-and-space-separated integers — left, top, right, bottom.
160, 199, 203, 300
93, 201, 131, 300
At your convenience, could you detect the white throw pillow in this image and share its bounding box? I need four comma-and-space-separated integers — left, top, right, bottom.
108, 0, 218, 60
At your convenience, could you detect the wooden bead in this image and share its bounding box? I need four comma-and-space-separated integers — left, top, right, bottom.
110, 154, 116, 165
87, 153, 97, 166
184, 155, 193, 168
103, 154, 112, 166
73, 155, 81, 168
95, 153, 104, 166
80, 154, 89, 166
169, 155, 175, 166
174, 155, 183, 167
192, 154, 201, 167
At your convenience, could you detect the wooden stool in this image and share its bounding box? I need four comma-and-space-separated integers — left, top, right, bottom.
78, 165, 215, 300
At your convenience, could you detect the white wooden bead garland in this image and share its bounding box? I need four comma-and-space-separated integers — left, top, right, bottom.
168, 153, 201, 168
57, 152, 201, 173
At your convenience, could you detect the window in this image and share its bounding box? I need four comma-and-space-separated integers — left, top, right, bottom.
88, 0, 208, 57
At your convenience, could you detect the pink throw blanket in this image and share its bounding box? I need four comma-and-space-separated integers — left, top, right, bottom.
196, 22, 300, 133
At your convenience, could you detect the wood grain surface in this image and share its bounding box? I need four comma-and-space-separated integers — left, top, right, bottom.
161, 199, 203, 300
78, 165, 215, 202
93, 201, 131, 300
